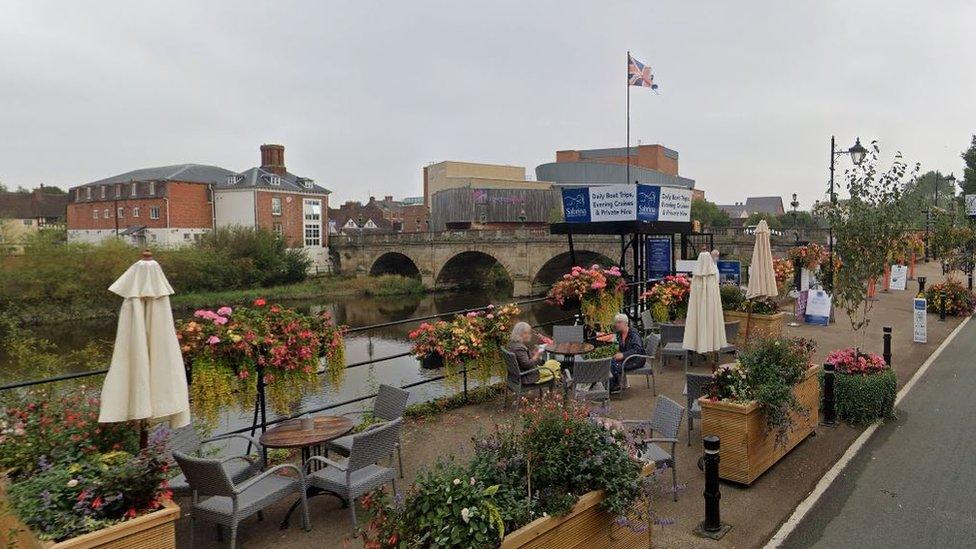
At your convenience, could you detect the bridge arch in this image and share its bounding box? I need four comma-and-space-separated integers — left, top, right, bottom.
369, 251, 422, 279
531, 250, 617, 293
435, 251, 513, 293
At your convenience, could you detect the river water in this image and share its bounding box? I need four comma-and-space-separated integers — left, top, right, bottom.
6, 291, 567, 436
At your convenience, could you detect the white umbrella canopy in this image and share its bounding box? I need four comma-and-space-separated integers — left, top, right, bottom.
683, 252, 728, 353
747, 219, 779, 298
98, 252, 190, 429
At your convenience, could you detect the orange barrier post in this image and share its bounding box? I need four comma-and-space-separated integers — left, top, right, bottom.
883, 264, 891, 292
908, 253, 916, 280
867, 277, 877, 299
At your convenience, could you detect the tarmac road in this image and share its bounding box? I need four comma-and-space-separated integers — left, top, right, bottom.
782, 318, 976, 548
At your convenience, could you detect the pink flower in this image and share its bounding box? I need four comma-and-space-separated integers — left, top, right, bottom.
591, 280, 606, 290
207, 335, 220, 345
217, 306, 233, 316
213, 316, 229, 326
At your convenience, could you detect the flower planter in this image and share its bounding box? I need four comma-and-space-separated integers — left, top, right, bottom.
420, 352, 444, 369
0, 479, 179, 549
558, 298, 581, 312
722, 310, 785, 346
699, 364, 820, 485
501, 464, 653, 549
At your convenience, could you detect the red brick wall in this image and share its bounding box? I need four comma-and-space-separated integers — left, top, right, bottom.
166, 182, 213, 228
401, 204, 429, 233
254, 191, 327, 247
554, 145, 679, 176
67, 197, 169, 230
67, 181, 213, 230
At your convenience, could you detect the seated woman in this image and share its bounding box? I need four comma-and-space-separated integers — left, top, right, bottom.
507, 321, 562, 384
611, 313, 645, 392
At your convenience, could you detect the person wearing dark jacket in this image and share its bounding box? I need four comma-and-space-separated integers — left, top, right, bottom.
610, 313, 644, 392
507, 321, 561, 385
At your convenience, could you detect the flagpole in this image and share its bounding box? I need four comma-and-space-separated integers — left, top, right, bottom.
626, 51, 631, 186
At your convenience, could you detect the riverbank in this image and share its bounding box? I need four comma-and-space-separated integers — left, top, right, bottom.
3, 274, 427, 326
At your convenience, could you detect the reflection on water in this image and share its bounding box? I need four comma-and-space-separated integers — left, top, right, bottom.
9, 290, 570, 435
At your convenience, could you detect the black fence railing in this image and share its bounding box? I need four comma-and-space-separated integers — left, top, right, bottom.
0, 284, 650, 439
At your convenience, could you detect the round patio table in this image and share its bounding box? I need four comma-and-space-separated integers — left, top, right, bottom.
259, 415, 355, 529
545, 341, 596, 376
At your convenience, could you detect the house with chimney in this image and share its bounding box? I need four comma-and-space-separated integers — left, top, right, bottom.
0, 187, 68, 252
66, 144, 330, 267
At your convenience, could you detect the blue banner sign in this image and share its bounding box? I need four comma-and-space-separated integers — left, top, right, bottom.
646, 238, 672, 280
716, 260, 741, 285
561, 184, 692, 223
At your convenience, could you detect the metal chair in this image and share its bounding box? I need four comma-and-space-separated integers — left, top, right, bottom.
621, 395, 685, 501
718, 321, 740, 359
553, 324, 584, 343
659, 323, 689, 371
328, 384, 409, 478
501, 346, 555, 408
569, 356, 612, 409
623, 333, 661, 394
174, 452, 310, 549
685, 373, 713, 446
305, 418, 402, 537
161, 424, 265, 498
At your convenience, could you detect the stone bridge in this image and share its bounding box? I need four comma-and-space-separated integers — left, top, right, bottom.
329, 229, 622, 297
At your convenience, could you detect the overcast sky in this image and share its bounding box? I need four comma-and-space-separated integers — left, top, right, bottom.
2, 1, 974, 208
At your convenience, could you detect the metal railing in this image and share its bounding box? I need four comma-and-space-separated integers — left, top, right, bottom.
0, 284, 647, 438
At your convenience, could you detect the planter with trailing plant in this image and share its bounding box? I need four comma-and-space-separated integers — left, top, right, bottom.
0, 391, 178, 548
641, 274, 691, 323
826, 348, 897, 425
546, 265, 626, 331
700, 338, 819, 485
409, 304, 520, 380
721, 294, 785, 345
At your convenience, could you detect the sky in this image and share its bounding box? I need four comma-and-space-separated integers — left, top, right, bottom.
2, 1, 975, 209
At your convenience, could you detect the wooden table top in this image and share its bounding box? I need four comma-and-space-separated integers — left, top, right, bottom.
259, 415, 355, 449
545, 341, 596, 355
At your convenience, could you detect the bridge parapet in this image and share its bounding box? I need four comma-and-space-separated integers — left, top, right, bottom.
329, 228, 618, 246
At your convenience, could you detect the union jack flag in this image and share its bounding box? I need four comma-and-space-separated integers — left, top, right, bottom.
628, 54, 658, 89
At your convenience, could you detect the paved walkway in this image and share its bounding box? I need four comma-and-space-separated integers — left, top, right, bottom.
783, 317, 976, 548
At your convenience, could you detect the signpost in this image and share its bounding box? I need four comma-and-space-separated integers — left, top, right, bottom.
646, 238, 673, 280
889, 265, 908, 291
913, 298, 927, 343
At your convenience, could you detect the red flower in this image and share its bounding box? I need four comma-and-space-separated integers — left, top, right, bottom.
254, 298, 267, 307
91, 495, 104, 510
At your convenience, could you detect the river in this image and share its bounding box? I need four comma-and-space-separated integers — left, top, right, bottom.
5, 290, 568, 436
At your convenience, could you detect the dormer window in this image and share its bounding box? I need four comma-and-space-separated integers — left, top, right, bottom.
131, 182, 138, 197
75, 188, 81, 200
85, 187, 92, 200
226, 174, 243, 185
299, 178, 314, 189
148, 181, 156, 195
267, 174, 281, 186
100, 186, 106, 199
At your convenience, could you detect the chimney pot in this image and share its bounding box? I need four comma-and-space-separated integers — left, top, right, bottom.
260, 144, 286, 176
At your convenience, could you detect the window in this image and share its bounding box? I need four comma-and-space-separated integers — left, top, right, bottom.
103, 208, 110, 218
117, 207, 125, 218
74, 188, 80, 200
149, 206, 160, 220
93, 210, 98, 219
268, 175, 281, 186
85, 187, 92, 200
271, 197, 282, 216
23, 219, 33, 226
132, 207, 140, 218
303, 199, 321, 246
148, 181, 155, 195
131, 182, 138, 197
364, 219, 377, 229
116, 184, 121, 198
184, 233, 192, 241
100, 186, 106, 199
273, 222, 282, 236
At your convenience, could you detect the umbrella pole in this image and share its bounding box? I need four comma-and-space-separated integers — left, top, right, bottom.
247, 363, 269, 464
744, 298, 754, 343
139, 419, 147, 450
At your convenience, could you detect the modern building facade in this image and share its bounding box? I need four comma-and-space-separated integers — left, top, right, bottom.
429, 187, 560, 231
66, 144, 330, 267
422, 161, 552, 208
535, 144, 700, 198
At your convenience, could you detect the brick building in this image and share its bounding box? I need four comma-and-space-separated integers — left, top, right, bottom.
328, 200, 396, 234
66, 144, 330, 267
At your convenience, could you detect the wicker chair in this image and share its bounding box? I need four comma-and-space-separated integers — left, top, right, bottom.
621, 396, 685, 501
685, 373, 713, 446
640, 309, 657, 336
328, 384, 409, 478
305, 419, 403, 536
569, 357, 612, 409
659, 323, 689, 370
501, 346, 554, 408
553, 324, 584, 343
622, 333, 661, 394
161, 424, 265, 498
174, 452, 310, 549
718, 321, 740, 359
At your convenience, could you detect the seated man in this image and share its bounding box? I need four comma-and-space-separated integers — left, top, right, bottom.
611, 313, 645, 393
507, 321, 562, 384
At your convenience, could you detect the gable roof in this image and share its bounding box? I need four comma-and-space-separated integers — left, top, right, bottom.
328, 207, 395, 232
0, 191, 68, 220
83, 164, 236, 187
744, 196, 785, 216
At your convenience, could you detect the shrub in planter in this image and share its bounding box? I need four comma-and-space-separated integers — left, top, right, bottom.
924, 279, 976, 316
719, 283, 745, 312
826, 348, 896, 424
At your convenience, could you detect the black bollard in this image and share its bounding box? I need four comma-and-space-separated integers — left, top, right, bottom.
918, 276, 927, 297
822, 363, 837, 426
940, 291, 947, 322
883, 326, 892, 367
694, 436, 731, 539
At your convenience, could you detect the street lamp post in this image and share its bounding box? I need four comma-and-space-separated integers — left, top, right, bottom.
827, 136, 867, 290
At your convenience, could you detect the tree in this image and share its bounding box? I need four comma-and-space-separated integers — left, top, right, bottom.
746, 212, 781, 229
962, 135, 976, 196
823, 141, 917, 346
690, 199, 730, 228
776, 211, 818, 229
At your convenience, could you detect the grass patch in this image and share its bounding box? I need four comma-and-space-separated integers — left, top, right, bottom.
404, 384, 504, 419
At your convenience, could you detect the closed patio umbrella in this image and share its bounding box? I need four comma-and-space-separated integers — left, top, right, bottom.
747, 220, 778, 299
683, 252, 728, 354
99, 251, 190, 431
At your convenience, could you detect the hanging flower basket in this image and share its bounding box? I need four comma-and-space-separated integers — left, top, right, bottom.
546, 265, 626, 331
408, 304, 521, 381
420, 352, 445, 370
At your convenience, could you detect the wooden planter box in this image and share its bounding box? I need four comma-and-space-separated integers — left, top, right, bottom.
501, 465, 653, 549
0, 480, 179, 549
723, 310, 785, 346
698, 364, 820, 485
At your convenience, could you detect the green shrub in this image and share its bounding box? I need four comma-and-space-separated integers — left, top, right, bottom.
720, 284, 745, 311
585, 344, 618, 359
835, 369, 896, 425
364, 274, 426, 296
